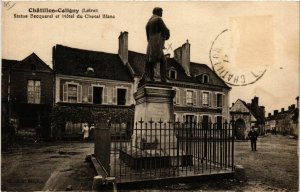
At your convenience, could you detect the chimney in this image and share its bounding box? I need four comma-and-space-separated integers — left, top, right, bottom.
268, 113, 271, 117
260, 106, 265, 117
296, 96, 299, 108
174, 40, 190, 76
252, 96, 259, 106
118, 31, 128, 64
274, 110, 278, 116
281, 108, 284, 112
232, 103, 235, 107
291, 104, 296, 109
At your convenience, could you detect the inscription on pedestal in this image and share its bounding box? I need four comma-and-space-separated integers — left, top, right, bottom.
148, 103, 169, 122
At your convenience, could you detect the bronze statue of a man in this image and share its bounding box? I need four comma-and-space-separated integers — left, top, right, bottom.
143, 7, 170, 82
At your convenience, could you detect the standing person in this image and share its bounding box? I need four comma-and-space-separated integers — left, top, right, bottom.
248, 127, 258, 151
143, 7, 170, 82
82, 123, 89, 141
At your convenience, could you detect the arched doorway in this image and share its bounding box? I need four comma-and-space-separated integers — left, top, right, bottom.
235, 118, 246, 140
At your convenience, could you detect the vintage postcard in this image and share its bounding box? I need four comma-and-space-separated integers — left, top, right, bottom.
2, 1, 299, 191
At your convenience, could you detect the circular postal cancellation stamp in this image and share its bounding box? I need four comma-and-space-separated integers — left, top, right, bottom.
210, 29, 267, 86
209, 17, 273, 87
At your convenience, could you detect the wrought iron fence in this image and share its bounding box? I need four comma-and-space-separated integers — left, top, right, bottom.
94, 119, 235, 183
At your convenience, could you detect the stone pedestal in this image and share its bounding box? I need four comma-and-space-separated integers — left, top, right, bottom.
132, 83, 176, 151
119, 82, 193, 169
134, 82, 175, 123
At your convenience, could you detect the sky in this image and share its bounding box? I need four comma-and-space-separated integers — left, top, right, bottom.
2, 1, 299, 114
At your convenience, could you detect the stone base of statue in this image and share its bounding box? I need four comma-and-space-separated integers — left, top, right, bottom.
119, 82, 193, 169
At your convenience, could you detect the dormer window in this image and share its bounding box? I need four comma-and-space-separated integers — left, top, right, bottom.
168, 69, 177, 79
196, 74, 209, 84
87, 67, 94, 73
203, 74, 209, 83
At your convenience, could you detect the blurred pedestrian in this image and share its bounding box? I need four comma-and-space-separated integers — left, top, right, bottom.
35, 123, 41, 143
89, 123, 95, 140
248, 127, 258, 151
8, 122, 16, 147
82, 123, 89, 141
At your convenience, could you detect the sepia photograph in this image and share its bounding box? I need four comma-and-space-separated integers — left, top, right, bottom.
1, 1, 299, 191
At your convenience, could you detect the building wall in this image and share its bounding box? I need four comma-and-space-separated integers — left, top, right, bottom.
55, 75, 133, 106
54, 75, 134, 137
132, 77, 230, 123
1, 67, 54, 138
10, 70, 54, 106
230, 100, 256, 139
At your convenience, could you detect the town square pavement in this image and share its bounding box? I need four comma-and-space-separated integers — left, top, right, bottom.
1, 134, 298, 191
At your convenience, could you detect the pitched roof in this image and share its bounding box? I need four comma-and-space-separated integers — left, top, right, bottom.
128, 51, 230, 88
267, 108, 297, 121
231, 98, 266, 122
2, 59, 19, 68
2, 53, 52, 72
53, 45, 133, 82
237, 99, 252, 112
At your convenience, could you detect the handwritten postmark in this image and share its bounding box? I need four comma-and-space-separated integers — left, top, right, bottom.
3, 1, 16, 10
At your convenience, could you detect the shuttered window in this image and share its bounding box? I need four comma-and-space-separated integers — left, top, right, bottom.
216, 93, 223, 107
186, 90, 193, 105
202, 92, 209, 106
62, 83, 82, 103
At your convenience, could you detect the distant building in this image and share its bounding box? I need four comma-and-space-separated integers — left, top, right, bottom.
230, 97, 265, 139
265, 97, 299, 136
52, 31, 231, 138
2, 53, 54, 139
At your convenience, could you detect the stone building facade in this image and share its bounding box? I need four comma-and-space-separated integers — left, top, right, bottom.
265, 97, 299, 136
230, 97, 265, 139
2, 53, 54, 139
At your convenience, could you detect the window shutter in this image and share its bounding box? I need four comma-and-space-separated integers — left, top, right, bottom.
103, 87, 108, 104
183, 115, 186, 123
209, 115, 212, 123
199, 91, 202, 107
182, 89, 186, 105
173, 89, 176, 103
213, 93, 217, 107
63, 83, 68, 102
193, 90, 197, 106
176, 89, 180, 104
88, 86, 93, 103
208, 92, 211, 107
113, 87, 117, 104
126, 89, 129, 105
77, 85, 82, 103
222, 94, 226, 107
